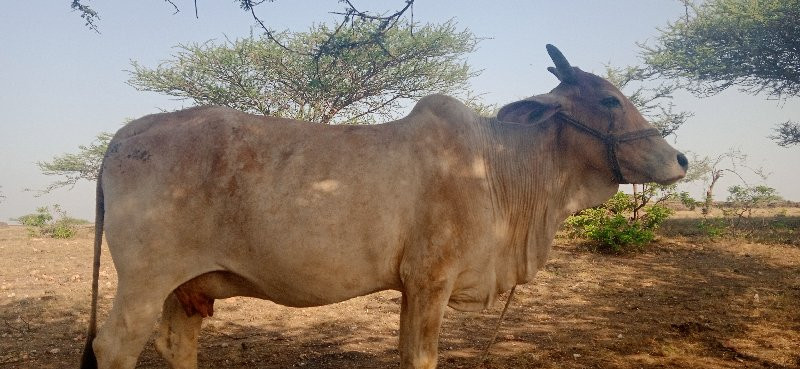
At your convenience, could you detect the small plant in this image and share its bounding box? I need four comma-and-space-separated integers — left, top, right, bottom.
14, 205, 84, 239
565, 192, 673, 253
676, 191, 700, 211
697, 218, 726, 239
723, 185, 781, 234
16, 207, 54, 237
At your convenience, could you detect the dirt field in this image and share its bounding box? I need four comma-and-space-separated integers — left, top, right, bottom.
1, 220, 799, 369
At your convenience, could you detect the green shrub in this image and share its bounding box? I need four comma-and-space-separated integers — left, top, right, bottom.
14, 205, 83, 239
697, 218, 726, 239
564, 192, 673, 253
15, 207, 54, 237
676, 191, 700, 210
16, 207, 53, 227
48, 219, 78, 239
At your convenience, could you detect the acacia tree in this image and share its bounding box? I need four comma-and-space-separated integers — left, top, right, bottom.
770, 121, 800, 147
129, 19, 480, 124
641, 0, 800, 146
725, 185, 781, 232
36, 132, 112, 194
689, 148, 766, 214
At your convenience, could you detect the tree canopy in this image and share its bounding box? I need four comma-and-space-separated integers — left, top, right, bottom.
70, 0, 415, 52
641, 0, 800, 147
128, 19, 480, 124
642, 0, 800, 98
35, 132, 111, 194
770, 121, 800, 147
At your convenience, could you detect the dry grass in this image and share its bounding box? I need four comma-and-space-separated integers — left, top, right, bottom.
660, 207, 800, 246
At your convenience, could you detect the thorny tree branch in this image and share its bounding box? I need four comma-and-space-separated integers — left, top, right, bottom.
70, 0, 100, 33
71, 1, 416, 59
164, 0, 179, 15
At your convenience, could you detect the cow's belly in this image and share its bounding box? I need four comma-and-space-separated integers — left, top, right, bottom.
224, 238, 402, 307
103, 182, 408, 309
198, 176, 409, 307
179, 202, 407, 307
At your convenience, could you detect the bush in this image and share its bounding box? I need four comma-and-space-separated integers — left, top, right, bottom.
696, 218, 726, 239
16, 207, 53, 230
14, 205, 83, 239
723, 185, 782, 235
564, 192, 673, 253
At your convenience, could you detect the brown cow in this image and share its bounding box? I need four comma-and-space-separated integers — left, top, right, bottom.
81, 45, 687, 369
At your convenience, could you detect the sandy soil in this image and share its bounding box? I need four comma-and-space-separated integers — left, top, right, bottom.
1, 224, 798, 368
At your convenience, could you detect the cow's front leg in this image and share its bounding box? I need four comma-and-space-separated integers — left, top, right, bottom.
399, 281, 453, 369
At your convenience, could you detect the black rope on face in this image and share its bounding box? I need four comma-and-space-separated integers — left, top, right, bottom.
606, 136, 626, 183
554, 112, 661, 184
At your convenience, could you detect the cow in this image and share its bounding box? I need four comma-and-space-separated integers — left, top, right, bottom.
80, 44, 687, 369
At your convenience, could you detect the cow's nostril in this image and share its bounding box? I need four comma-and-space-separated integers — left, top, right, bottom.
677, 152, 689, 171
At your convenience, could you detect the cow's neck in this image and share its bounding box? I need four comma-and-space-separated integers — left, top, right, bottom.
482, 117, 617, 284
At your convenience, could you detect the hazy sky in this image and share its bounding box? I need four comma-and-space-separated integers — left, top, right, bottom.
1, 0, 798, 222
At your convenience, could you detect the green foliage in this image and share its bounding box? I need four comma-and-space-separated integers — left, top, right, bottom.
14, 205, 84, 239
770, 120, 800, 147
642, 0, 800, 146
642, 0, 800, 98
565, 192, 673, 253
16, 207, 53, 231
726, 185, 781, 208
36, 132, 112, 194
70, 0, 100, 32
696, 218, 727, 239
128, 19, 480, 124
642, 204, 672, 229
676, 191, 700, 211
723, 185, 782, 231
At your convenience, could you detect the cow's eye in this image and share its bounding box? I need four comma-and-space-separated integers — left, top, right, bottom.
600, 96, 621, 108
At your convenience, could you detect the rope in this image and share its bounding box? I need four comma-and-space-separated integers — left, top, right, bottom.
477, 284, 517, 367
554, 112, 661, 184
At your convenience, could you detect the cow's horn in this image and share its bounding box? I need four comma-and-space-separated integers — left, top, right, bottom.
546, 44, 576, 83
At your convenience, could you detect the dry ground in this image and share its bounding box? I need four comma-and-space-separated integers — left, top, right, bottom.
1, 218, 799, 369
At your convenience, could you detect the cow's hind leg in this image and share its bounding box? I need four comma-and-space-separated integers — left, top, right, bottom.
93, 279, 172, 369
155, 292, 204, 369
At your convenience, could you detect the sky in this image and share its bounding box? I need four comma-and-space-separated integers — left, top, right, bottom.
1, 0, 798, 222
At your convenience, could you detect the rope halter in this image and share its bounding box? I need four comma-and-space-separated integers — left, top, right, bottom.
554, 112, 661, 184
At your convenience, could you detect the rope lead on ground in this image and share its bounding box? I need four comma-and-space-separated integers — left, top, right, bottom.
477, 284, 518, 367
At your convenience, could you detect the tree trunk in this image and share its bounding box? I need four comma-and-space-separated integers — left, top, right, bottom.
703, 171, 722, 215
632, 184, 639, 221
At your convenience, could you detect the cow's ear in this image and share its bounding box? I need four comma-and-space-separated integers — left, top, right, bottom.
497, 95, 562, 125
547, 67, 563, 82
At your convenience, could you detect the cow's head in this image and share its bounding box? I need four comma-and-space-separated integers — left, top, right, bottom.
497, 44, 688, 185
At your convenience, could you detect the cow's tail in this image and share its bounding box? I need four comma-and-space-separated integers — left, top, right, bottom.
80, 167, 103, 369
